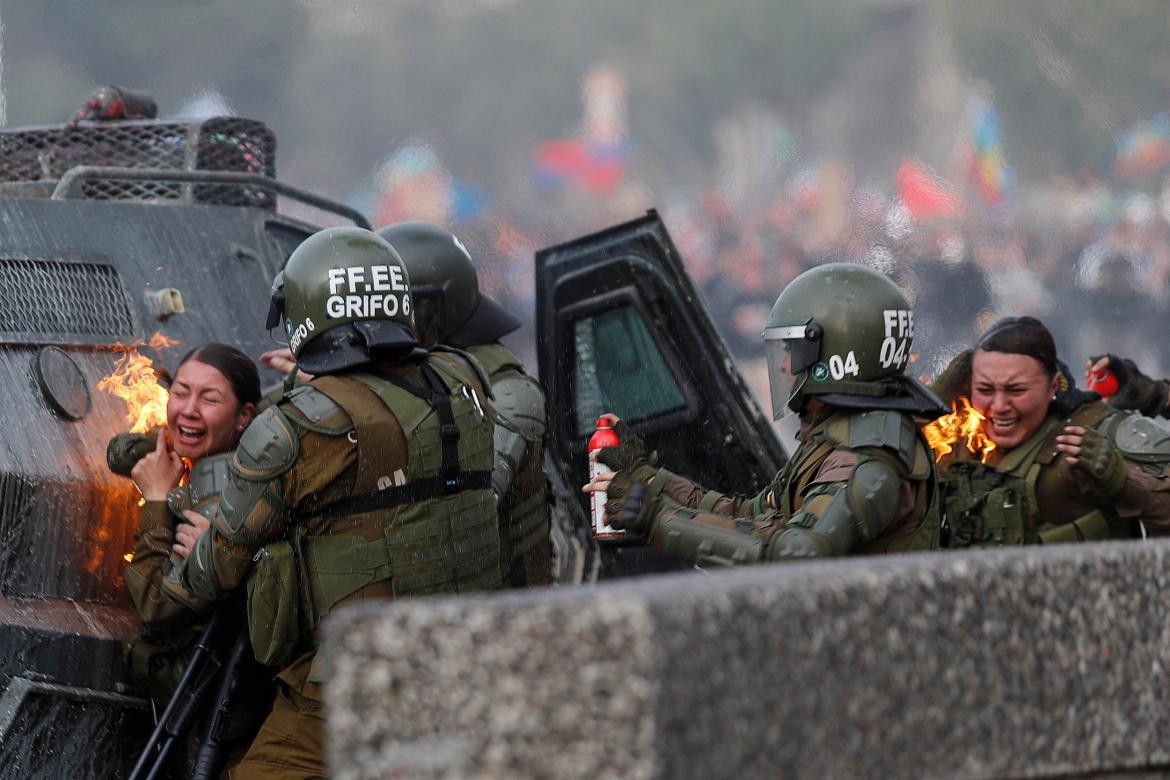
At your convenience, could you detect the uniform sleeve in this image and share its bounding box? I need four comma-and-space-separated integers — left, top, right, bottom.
178, 405, 303, 603
764, 448, 911, 559
180, 407, 358, 603
654, 468, 771, 518
1114, 460, 1170, 535
185, 466, 294, 602
123, 501, 205, 626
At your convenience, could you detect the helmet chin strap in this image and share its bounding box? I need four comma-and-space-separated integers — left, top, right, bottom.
785, 373, 810, 415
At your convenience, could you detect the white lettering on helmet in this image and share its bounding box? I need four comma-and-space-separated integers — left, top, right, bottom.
828, 351, 861, 380
882, 308, 912, 338
325, 293, 407, 320
324, 264, 411, 321
387, 265, 407, 291
328, 268, 347, 295
346, 266, 366, 292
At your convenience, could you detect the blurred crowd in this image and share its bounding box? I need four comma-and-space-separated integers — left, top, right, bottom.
448, 169, 1170, 386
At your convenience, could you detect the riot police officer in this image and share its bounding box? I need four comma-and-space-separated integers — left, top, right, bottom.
586, 263, 946, 564
933, 318, 1170, 546
175, 227, 500, 777
378, 221, 552, 586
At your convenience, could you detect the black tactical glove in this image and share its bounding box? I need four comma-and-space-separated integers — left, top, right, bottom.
1071, 426, 1128, 500
106, 431, 159, 477
603, 471, 655, 535
1091, 354, 1169, 418
595, 420, 656, 476
929, 349, 972, 408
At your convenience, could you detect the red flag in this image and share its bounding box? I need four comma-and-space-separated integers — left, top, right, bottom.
896, 157, 961, 219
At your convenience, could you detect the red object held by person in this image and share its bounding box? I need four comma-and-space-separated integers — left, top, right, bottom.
1087, 369, 1119, 398
588, 417, 624, 539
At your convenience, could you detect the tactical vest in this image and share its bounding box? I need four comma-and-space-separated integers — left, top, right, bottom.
776, 409, 939, 553
941, 404, 1138, 547
466, 342, 550, 582
246, 358, 499, 670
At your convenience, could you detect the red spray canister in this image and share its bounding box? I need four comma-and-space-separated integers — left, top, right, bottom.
1087, 369, 1119, 397
588, 416, 624, 540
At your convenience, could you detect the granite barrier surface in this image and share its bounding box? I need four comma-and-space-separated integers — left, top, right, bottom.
324, 540, 1170, 779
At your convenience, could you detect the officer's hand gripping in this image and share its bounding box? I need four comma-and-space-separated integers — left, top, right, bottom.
1087, 354, 1169, 418
595, 418, 657, 480
602, 471, 655, 535
1055, 425, 1128, 500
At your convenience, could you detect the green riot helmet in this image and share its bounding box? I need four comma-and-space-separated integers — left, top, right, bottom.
376, 221, 520, 349
266, 226, 418, 374
763, 263, 917, 417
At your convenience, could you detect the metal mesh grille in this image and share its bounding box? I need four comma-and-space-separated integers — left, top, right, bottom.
0, 258, 139, 344
0, 117, 275, 206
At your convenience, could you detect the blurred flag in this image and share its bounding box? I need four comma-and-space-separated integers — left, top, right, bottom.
962, 94, 1011, 206
534, 138, 628, 193
534, 64, 630, 194
351, 142, 487, 226
1114, 112, 1170, 178
895, 156, 960, 220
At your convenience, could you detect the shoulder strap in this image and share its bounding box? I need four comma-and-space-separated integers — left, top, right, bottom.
372, 363, 463, 490
311, 375, 406, 494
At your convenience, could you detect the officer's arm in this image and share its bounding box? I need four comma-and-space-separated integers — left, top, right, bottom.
125, 501, 207, 625
652, 468, 770, 518
763, 454, 904, 559
641, 453, 904, 564
490, 371, 546, 499
1100, 415, 1170, 533
1114, 460, 1170, 534
177, 408, 298, 602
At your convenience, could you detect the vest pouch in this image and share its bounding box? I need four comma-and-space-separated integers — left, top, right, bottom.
981, 485, 1028, 545
301, 534, 393, 626
246, 541, 303, 668
124, 625, 201, 705
942, 462, 1032, 547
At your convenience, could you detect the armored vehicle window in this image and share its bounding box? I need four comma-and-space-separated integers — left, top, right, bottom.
572, 304, 686, 434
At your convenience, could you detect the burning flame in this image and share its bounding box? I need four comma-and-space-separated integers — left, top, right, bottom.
97, 337, 175, 433
922, 396, 996, 463
148, 332, 180, 350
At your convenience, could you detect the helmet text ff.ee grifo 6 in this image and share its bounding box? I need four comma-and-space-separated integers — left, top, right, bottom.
267, 226, 418, 375
763, 263, 915, 417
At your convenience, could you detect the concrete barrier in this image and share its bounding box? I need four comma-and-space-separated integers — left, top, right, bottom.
324, 540, 1170, 779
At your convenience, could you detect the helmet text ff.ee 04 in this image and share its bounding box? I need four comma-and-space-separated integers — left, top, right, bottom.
266, 226, 418, 375
763, 263, 915, 417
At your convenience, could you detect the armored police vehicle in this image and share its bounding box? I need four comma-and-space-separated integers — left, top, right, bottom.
0, 91, 372, 777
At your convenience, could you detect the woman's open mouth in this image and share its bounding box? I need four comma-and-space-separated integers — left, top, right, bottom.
176, 425, 205, 447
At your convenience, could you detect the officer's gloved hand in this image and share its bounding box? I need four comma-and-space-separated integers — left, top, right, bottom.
595, 420, 658, 483
106, 431, 159, 477
929, 349, 973, 409
603, 471, 655, 535
1063, 426, 1128, 500
1090, 354, 1169, 418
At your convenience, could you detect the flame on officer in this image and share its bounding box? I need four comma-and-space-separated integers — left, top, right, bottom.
97, 333, 177, 433
922, 396, 996, 463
